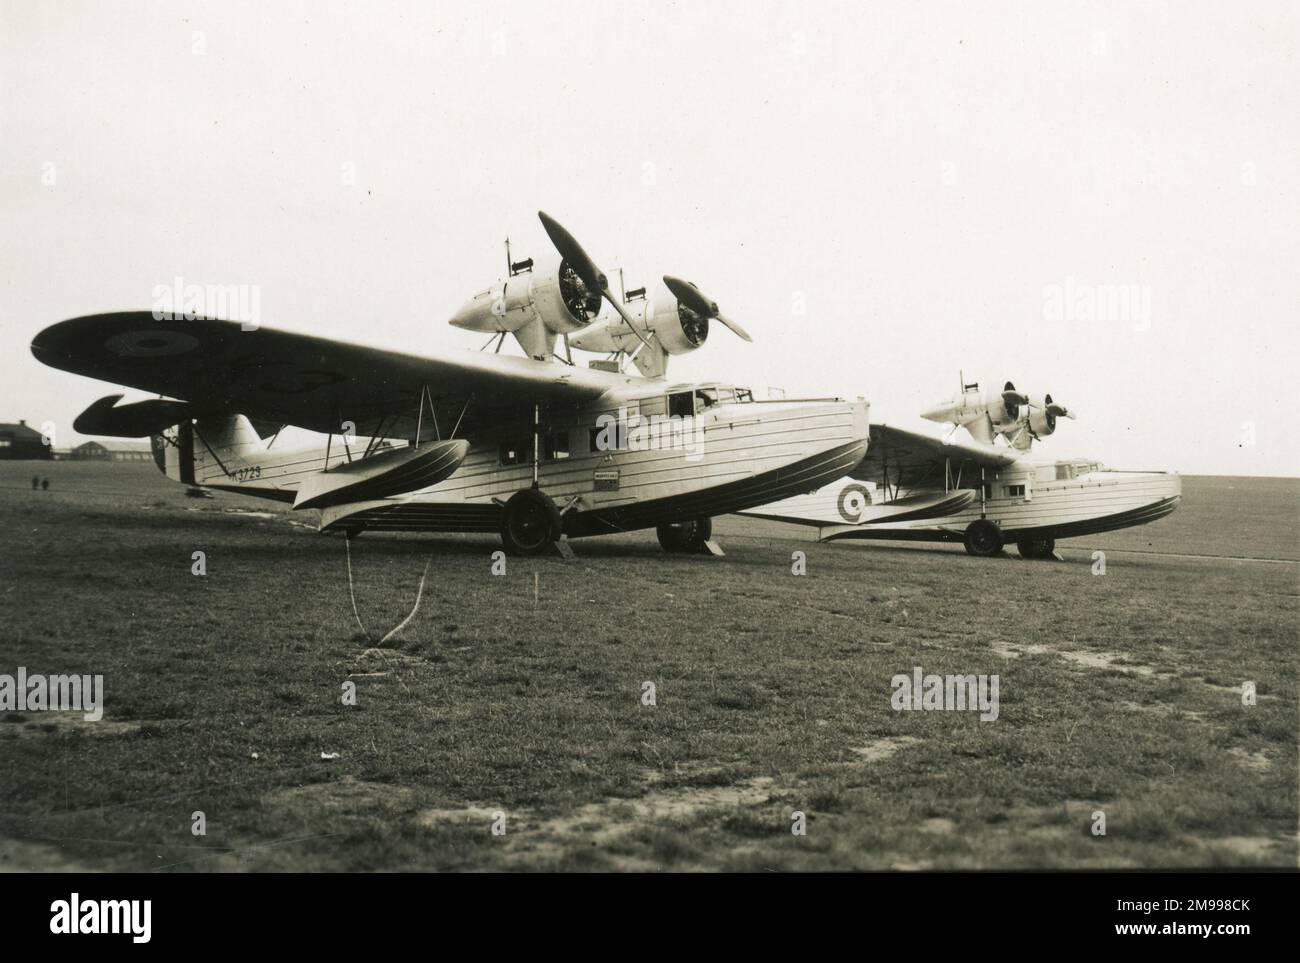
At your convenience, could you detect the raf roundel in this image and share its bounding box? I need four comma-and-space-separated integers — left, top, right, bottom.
836, 483, 873, 523
104, 329, 201, 358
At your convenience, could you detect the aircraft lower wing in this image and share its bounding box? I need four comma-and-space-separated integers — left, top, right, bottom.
849, 422, 1020, 492
32, 312, 622, 438
817, 490, 977, 540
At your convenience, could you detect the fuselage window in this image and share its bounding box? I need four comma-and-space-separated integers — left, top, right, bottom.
544, 431, 570, 460
503, 431, 572, 465
1005, 484, 1026, 497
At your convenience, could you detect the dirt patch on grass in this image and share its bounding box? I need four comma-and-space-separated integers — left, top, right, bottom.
416, 805, 502, 827
1227, 747, 1272, 773
1118, 700, 1207, 723
990, 644, 1175, 679
0, 836, 99, 872
1190, 835, 1291, 862
850, 736, 921, 763
416, 775, 776, 869
0, 711, 143, 739
1057, 650, 1173, 677
990, 643, 1048, 659
268, 776, 417, 816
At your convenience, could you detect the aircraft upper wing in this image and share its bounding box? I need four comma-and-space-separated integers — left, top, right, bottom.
32, 312, 624, 437
850, 422, 1021, 490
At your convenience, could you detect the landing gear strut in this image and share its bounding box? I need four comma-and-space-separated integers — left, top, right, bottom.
657, 517, 713, 554
963, 518, 1003, 557
1017, 537, 1056, 560
500, 488, 561, 556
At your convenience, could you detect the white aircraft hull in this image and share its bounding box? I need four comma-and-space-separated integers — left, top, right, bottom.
321, 399, 868, 536
161, 397, 870, 539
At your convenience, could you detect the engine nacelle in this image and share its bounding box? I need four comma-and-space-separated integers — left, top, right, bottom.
1028, 393, 1058, 437
988, 383, 1029, 430
449, 257, 601, 338
569, 285, 710, 358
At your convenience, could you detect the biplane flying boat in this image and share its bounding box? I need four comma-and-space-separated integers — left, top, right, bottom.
32, 213, 868, 556
742, 378, 1180, 558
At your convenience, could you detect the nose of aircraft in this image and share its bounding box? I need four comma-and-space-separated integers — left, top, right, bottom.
1116, 469, 1182, 522
919, 401, 955, 423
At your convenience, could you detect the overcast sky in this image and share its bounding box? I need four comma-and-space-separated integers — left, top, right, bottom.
3, 0, 1297, 475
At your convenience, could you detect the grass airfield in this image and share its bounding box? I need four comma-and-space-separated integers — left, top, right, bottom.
0, 462, 1295, 871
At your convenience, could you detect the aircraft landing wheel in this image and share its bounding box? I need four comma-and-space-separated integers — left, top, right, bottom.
657, 517, 712, 554
963, 519, 1004, 557
1017, 537, 1055, 560
500, 488, 561, 556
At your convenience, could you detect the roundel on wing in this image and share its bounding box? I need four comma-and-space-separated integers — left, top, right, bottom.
105, 329, 201, 358
836, 483, 873, 523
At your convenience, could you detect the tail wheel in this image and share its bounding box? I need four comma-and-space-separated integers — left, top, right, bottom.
657, 517, 713, 554
963, 519, 1004, 557
500, 488, 561, 556
1017, 537, 1055, 560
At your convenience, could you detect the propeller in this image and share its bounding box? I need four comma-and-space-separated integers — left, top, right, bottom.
1033, 392, 1077, 434
1045, 398, 1077, 420
538, 211, 650, 347
662, 275, 752, 342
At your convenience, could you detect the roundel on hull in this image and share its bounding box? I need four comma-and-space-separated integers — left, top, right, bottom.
836, 483, 873, 523
104, 329, 201, 358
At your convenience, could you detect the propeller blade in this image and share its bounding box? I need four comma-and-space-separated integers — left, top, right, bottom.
538, 210, 650, 347
538, 210, 605, 292
1002, 389, 1029, 406
662, 275, 714, 315
662, 275, 751, 342
715, 313, 753, 343
1047, 403, 1076, 419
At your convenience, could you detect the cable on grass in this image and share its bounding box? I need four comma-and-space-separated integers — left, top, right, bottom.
344, 534, 370, 642
379, 557, 432, 645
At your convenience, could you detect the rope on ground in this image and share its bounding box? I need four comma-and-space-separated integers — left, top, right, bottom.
379, 556, 432, 645
344, 534, 371, 642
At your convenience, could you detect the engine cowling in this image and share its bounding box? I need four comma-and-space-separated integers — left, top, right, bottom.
568, 284, 710, 357
448, 257, 601, 337
988, 381, 1029, 429
646, 290, 710, 355
1028, 393, 1059, 437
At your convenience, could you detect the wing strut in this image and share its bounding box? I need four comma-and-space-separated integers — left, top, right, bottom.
413, 385, 440, 445
450, 395, 473, 440
192, 424, 232, 477
531, 403, 541, 489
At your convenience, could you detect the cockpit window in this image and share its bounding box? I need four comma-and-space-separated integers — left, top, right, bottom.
668, 391, 695, 418
735, 387, 754, 403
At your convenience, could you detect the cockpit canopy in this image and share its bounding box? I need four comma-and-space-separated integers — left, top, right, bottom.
667, 384, 755, 417
1053, 459, 1102, 480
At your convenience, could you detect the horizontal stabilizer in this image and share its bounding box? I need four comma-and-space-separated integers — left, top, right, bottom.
74, 394, 191, 437
817, 489, 977, 541
293, 439, 470, 510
